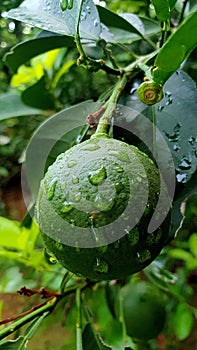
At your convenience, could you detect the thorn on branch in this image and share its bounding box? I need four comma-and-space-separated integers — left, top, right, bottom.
86, 106, 105, 128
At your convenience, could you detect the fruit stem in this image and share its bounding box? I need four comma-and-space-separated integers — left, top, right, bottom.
95, 74, 128, 135
76, 288, 83, 350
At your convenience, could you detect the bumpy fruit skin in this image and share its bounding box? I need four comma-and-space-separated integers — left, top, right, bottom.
35, 135, 170, 280
120, 281, 166, 340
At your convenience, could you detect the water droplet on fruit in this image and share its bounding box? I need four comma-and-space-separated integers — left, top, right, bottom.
45, 178, 58, 200
93, 257, 109, 273
88, 167, 107, 185
44, 248, 57, 264
117, 152, 130, 162
116, 166, 124, 173
115, 182, 124, 194
147, 229, 162, 245
61, 182, 66, 190
126, 227, 140, 246
136, 249, 151, 263
61, 201, 74, 213
74, 192, 82, 202
67, 160, 77, 168
81, 144, 100, 151
72, 176, 79, 184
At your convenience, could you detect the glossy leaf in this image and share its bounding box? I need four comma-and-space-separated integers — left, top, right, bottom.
4, 34, 75, 73
153, 10, 197, 84
150, 0, 170, 21
7, 0, 81, 36
22, 76, 55, 110
7, 0, 101, 40
156, 71, 197, 184
172, 303, 194, 340
0, 94, 42, 120
82, 323, 112, 350
169, 0, 177, 10
23, 101, 98, 202
97, 5, 144, 38
170, 172, 197, 239
79, 0, 101, 41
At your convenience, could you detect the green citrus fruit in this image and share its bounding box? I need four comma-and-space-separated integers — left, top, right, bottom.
35, 133, 170, 280
119, 281, 166, 340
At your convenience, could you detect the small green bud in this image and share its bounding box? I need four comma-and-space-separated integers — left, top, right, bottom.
138, 81, 164, 106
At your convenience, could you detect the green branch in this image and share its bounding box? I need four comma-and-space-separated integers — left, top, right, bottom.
0, 297, 58, 341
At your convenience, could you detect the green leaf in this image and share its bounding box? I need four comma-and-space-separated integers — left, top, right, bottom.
0, 337, 25, 350
4, 34, 75, 73
79, 0, 101, 41
0, 216, 22, 249
24, 313, 49, 340
23, 101, 98, 202
171, 173, 197, 239
153, 10, 197, 84
150, 0, 170, 21
97, 5, 144, 38
82, 323, 112, 350
21, 76, 55, 110
169, 0, 177, 10
156, 71, 197, 183
7, 0, 101, 40
168, 248, 192, 262
173, 303, 194, 340
7, 0, 81, 36
189, 233, 197, 256
0, 94, 42, 120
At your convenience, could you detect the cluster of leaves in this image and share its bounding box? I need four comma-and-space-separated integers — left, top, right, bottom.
0, 0, 196, 349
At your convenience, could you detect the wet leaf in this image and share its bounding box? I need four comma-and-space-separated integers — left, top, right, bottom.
0, 94, 42, 120
23, 101, 99, 202
22, 76, 55, 110
4, 33, 75, 73
156, 70, 197, 183
7, 0, 101, 40
153, 10, 197, 84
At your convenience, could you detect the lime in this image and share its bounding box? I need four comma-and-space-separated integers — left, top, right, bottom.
35, 134, 170, 280
119, 281, 166, 340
